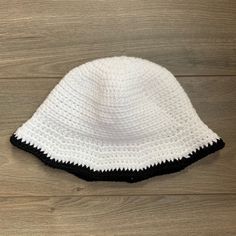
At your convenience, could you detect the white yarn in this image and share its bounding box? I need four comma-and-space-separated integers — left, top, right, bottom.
14, 56, 220, 171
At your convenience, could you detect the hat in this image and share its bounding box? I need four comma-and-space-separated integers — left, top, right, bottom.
10, 56, 225, 182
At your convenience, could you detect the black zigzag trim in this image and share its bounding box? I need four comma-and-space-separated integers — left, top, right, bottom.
10, 134, 225, 183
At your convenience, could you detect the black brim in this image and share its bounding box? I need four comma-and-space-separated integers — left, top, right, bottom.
10, 134, 225, 183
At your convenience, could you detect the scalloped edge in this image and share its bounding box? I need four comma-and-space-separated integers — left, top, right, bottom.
10, 134, 225, 183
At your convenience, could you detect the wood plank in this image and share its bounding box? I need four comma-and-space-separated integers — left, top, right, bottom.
0, 0, 236, 77
0, 195, 235, 235
0, 76, 235, 196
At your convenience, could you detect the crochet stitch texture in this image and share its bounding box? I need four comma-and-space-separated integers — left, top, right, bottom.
10, 56, 224, 182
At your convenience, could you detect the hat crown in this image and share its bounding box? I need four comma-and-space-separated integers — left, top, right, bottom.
60, 56, 173, 141
68, 56, 164, 93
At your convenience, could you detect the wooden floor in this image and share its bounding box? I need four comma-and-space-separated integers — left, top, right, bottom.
0, 1, 236, 235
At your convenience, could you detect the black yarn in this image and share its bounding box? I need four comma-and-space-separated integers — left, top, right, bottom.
10, 134, 225, 183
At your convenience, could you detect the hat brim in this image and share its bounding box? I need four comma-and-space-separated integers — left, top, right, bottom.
10, 134, 225, 183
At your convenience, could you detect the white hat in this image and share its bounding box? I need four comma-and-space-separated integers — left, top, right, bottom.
10, 56, 224, 182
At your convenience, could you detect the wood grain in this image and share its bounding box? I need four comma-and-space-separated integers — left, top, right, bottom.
0, 1, 236, 234
0, 0, 236, 78
0, 76, 235, 197
0, 195, 235, 235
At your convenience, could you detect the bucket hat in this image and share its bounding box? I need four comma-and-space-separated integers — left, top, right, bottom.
10, 56, 225, 182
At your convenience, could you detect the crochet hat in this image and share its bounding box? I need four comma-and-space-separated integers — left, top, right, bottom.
10, 56, 225, 182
